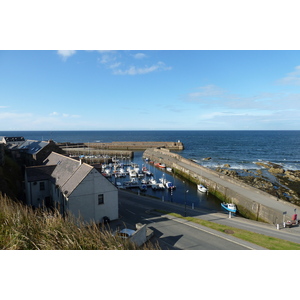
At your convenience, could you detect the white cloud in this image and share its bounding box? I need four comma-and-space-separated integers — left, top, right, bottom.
186, 85, 226, 101
184, 84, 300, 112
133, 53, 147, 59
112, 61, 172, 75
108, 62, 121, 69
277, 65, 300, 85
0, 112, 32, 119
57, 50, 76, 61
49, 112, 80, 118
97, 51, 171, 75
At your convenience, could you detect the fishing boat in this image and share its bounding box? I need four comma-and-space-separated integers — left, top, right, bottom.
221, 202, 237, 213
197, 184, 207, 193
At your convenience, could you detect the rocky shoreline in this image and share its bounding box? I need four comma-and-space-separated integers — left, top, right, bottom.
213, 161, 300, 207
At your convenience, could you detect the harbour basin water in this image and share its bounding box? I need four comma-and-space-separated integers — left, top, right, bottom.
108, 151, 222, 212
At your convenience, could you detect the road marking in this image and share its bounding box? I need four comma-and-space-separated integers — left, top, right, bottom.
167, 216, 257, 250
126, 209, 135, 215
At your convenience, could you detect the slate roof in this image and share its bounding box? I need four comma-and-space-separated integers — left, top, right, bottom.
26, 165, 56, 182
18, 140, 49, 154
44, 152, 94, 197
0, 136, 25, 144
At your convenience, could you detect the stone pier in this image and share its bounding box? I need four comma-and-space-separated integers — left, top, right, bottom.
143, 148, 299, 224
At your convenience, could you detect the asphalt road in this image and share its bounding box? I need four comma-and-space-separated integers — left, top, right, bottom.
114, 190, 267, 250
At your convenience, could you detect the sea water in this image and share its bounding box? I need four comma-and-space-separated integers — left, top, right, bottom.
3, 130, 299, 171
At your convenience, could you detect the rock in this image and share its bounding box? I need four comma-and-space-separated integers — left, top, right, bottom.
255, 162, 271, 168
285, 170, 300, 182
223, 169, 237, 177
223, 164, 231, 168
255, 169, 263, 176
203, 157, 212, 161
268, 167, 285, 175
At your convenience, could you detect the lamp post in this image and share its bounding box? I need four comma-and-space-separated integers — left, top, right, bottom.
184, 189, 189, 217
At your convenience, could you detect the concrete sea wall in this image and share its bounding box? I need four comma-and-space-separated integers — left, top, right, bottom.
143, 148, 293, 225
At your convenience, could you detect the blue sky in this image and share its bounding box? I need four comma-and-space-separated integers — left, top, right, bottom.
1, 50, 300, 130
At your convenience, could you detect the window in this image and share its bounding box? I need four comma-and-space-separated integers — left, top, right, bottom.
39, 182, 45, 191
98, 194, 104, 205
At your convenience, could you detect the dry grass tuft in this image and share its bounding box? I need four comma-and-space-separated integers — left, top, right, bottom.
0, 194, 156, 250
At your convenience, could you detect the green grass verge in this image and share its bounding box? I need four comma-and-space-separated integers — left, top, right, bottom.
156, 210, 300, 250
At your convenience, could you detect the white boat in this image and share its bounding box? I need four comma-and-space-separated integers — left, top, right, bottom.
158, 183, 165, 189
142, 166, 152, 176
221, 202, 237, 213
197, 184, 207, 193
166, 167, 172, 172
137, 171, 145, 178
165, 181, 175, 189
151, 184, 159, 190
119, 168, 126, 174
129, 169, 137, 177
149, 177, 157, 185
104, 168, 111, 175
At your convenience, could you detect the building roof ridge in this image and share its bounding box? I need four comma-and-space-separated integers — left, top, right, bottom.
61, 163, 94, 197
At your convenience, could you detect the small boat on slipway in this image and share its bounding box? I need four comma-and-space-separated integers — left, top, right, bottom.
221, 202, 237, 213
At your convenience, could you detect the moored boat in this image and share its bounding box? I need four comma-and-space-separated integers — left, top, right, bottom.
197, 184, 207, 193
221, 202, 237, 213
165, 181, 176, 190
154, 162, 166, 168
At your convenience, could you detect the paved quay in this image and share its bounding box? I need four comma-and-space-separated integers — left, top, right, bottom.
143, 148, 300, 224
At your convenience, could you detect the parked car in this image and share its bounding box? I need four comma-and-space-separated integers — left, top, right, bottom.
115, 228, 136, 238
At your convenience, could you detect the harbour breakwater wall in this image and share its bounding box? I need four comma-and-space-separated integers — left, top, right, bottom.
85, 141, 184, 151
143, 148, 296, 225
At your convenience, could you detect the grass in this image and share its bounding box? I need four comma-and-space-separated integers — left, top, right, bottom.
0, 194, 157, 250
157, 210, 300, 250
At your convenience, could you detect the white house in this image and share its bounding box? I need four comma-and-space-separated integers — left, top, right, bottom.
25, 152, 118, 224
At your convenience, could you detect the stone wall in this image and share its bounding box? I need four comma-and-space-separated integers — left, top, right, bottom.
143, 148, 286, 224
86, 141, 184, 151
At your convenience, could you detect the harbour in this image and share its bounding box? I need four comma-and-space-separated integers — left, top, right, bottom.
2, 130, 300, 224
102, 151, 223, 212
